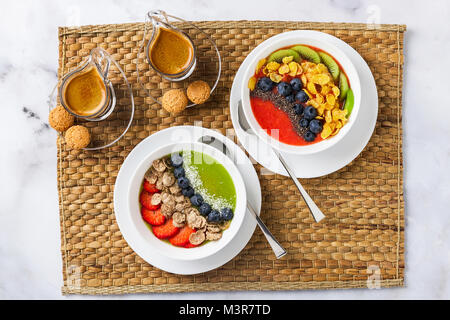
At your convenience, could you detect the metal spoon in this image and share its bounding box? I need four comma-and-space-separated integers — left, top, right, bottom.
198, 135, 287, 259
237, 100, 325, 223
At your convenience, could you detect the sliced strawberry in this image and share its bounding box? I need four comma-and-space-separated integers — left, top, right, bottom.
140, 190, 160, 210
184, 242, 199, 248
169, 226, 195, 247
143, 180, 159, 193
152, 218, 180, 239
141, 207, 165, 226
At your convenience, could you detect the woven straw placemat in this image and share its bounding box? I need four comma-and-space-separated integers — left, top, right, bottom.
57, 21, 405, 295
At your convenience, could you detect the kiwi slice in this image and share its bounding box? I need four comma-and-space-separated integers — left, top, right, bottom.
339, 72, 349, 100
343, 89, 354, 117
291, 45, 321, 64
268, 49, 301, 63
318, 52, 340, 82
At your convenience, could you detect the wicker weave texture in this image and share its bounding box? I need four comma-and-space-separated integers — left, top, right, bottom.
57, 21, 405, 295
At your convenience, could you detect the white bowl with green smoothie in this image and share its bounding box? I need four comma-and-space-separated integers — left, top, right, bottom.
128, 142, 247, 261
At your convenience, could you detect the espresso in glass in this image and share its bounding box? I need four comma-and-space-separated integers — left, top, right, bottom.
59, 48, 116, 121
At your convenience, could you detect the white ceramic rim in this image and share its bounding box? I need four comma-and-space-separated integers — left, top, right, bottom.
127, 141, 247, 261
240, 30, 361, 155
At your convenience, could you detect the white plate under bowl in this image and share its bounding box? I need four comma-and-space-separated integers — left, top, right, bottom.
127, 141, 247, 262
240, 30, 361, 155
230, 31, 378, 178
114, 126, 261, 275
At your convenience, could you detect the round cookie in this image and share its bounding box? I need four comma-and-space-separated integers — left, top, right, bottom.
161, 89, 188, 114
65, 125, 91, 149
48, 105, 74, 132
187, 80, 211, 104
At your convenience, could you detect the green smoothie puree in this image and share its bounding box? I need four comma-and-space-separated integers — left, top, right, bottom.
182, 150, 236, 210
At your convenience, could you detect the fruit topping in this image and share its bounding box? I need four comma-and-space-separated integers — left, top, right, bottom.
290, 78, 303, 91
152, 218, 180, 239
303, 106, 318, 120
169, 225, 195, 247
143, 180, 160, 193
190, 193, 204, 206
285, 94, 295, 103
140, 190, 160, 210
299, 118, 309, 128
220, 208, 234, 221
304, 131, 316, 142
343, 89, 354, 117
207, 209, 221, 223
257, 77, 275, 92
199, 202, 212, 216
173, 166, 185, 178
181, 186, 195, 197
318, 52, 340, 81
295, 90, 309, 103
339, 72, 349, 100
277, 82, 292, 97
268, 49, 301, 63
177, 176, 190, 189
293, 103, 304, 115
309, 119, 323, 134
170, 153, 183, 167
141, 207, 166, 226
291, 45, 321, 64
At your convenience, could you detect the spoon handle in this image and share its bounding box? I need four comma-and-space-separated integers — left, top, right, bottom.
246, 202, 287, 259
273, 150, 325, 223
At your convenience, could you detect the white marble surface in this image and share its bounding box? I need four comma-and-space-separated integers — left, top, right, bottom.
0, 0, 449, 300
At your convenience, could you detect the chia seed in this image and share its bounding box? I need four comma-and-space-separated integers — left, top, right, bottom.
250, 88, 307, 138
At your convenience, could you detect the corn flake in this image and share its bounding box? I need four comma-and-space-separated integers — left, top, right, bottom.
269, 72, 283, 83
332, 86, 340, 97
321, 123, 333, 139
315, 94, 324, 104
278, 64, 290, 74
325, 110, 332, 123
321, 85, 330, 95
288, 62, 298, 76
256, 58, 266, 73
317, 105, 325, 116
307, 82, 317, 94
266, 61, 280, 71
332, 109, 347, 122
282, 56, 294, 64
248, 76, 256, 90
301, 74, 308, 86
326, 94, 336, 105
316, 63, 328, 73
309, 99, 319, 108
311, 74, 331, 85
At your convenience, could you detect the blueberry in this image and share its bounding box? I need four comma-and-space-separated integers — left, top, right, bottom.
285, 94, 295, 103
304, 131, 316, 142
303, 106, 318, 120
173, 166, 185, 178
295, 90, 309, 103
177, 176, 190, 189
199, 203, 212, 216
257, 77, 275, 92
190, 193, 204, 206
182, 186, 194, 197
277, 82, 292, 97
170, 153, 183, 167
220, 208, 234, 221
293, 103, 304, 116
309, 119, 323, 134
299, 118, 309, 128
290, 78, 303, 91
207, 210, 221, 223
